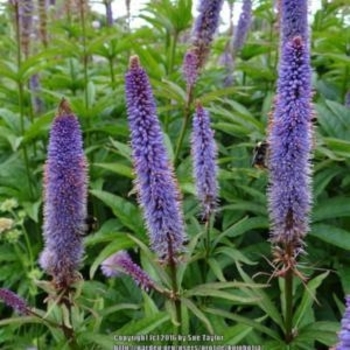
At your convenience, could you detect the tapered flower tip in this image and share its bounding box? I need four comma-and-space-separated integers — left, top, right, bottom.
129, 55, 140, 70
101, 250, 155, 291
100, 251, 125, 277
0, 288, 30, 315
195, 100, 202, 109
57, 98, 73, 116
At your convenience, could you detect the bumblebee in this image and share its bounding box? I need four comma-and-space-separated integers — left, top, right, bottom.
252, 141, 269, 170
80, 216, 99, 236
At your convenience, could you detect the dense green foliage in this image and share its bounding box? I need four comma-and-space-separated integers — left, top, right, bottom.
0, 0, 349, 349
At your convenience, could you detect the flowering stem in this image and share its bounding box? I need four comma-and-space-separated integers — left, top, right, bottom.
13, 0, 34, 200
284, 243, 294, 343
167, 31, 178, 76
78, 0, 91, 146
204, 215, 211, 259
109, 57, 115, 87
167, 234, 182, 334
61, 294, 80, 350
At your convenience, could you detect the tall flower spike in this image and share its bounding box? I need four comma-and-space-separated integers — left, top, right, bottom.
125, 56, 186, 261
101, 251, 155, 291
336, 295, 350, 350
40, 99, 88, 289
0, 288, 30, 315
232, 0, 252, 56
182, 0, 224, 89
191, 102, 219, 219
267, 35, 313, 247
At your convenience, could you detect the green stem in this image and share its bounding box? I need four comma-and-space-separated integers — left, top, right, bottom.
168, 31, 178, 76
61, 290, 81, 350
167, 234, 182, 335
13, 1, 34, 200
79, 0, 89, 109
10, 209, 34, 270
284, 244, 294, 344
204, 215, 211, 259
109, 57, 115, 87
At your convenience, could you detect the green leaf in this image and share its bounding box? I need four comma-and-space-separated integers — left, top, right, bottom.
90, 190, 144, 234
94, 162, 134, 179
221, 201, 267, 216
215, 246, 257, 265
236, 263, 284, 328
205, 308, 281, 341
22, 200, 42, 222
293, 272, 330, 328
310, 224, 350, 250
86, 81, 96, 107
208, 258, 227, 282
109, 138, 132, 160
316, 100, 350, 139
214, 216, 268, 246
23, 114, 52, 143
323, 137, 350, 158
99, 303, 140, 317
79, 333, 115, 350
114, 312, 170, 337
89, 234, 135, 278
296, 321, 339, 347
184, 286, 259, 304
313, 197, 350, 222
128, 234, 172, 287
181, 297, 214, 334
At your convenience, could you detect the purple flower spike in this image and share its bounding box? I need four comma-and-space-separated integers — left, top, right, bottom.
232, 0, 252, 55
182, 0, 224, 87
267, 35, 313, 246
280, 0, 309, 43
125, 56, 186, 261
336, 296, 350, 350
101, 251, 155, 291
191, 102, 219, 219
0, 288, 30, 315
40, 99, 88, 288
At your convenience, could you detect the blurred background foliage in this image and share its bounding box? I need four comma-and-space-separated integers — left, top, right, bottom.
0, 0, 349, 349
